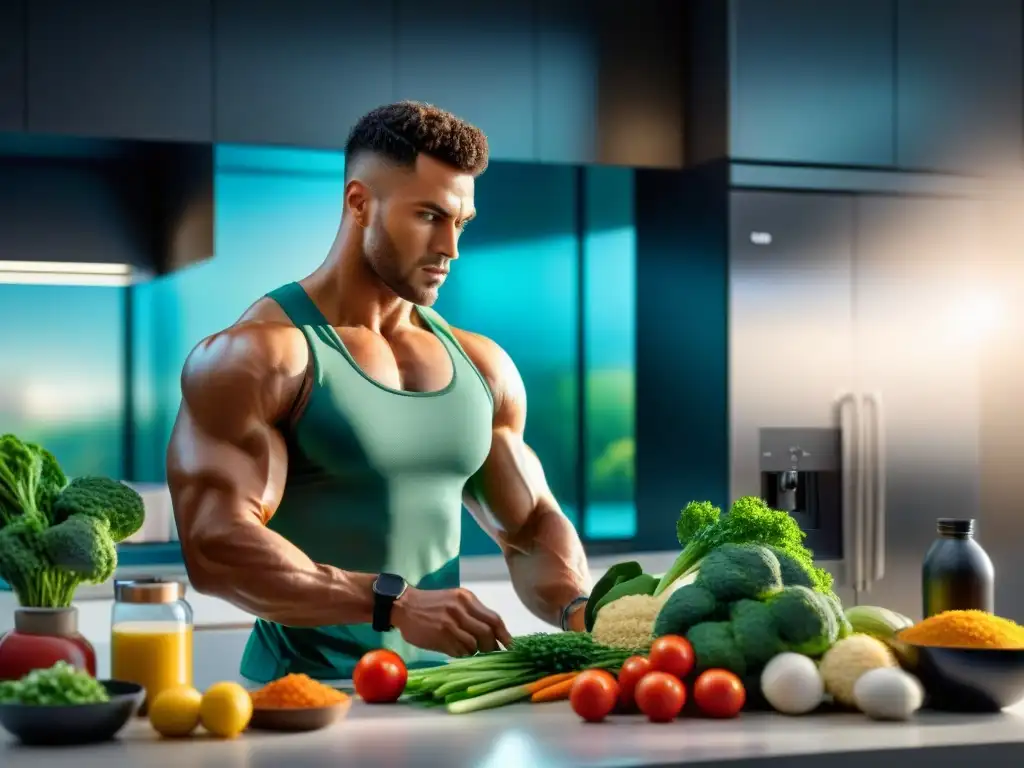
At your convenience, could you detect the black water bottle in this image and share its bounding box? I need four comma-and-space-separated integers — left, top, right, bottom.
922, 518, 995, 619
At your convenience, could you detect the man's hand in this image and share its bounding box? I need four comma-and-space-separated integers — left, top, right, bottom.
392, 587, 513, 657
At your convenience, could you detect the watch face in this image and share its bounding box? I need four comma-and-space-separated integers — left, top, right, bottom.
374, 573, 406, 599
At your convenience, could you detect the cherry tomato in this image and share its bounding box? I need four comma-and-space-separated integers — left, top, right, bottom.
634, 671, 686, 723
570, 669, 620, 723
648, 635, 695, 680
353, 649, 408, 703
616, 656, 652, 711
693, 669, 746, 718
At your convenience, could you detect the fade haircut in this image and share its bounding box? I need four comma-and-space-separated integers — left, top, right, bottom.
343, 101, 489, 182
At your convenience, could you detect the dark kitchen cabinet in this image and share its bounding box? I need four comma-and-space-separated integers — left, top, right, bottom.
0, 0, 25, 131
729, 0, 895, 167
26, 0, 212, 142
537, 0, 684, 167
536, 0, 598, 165
395, 0, 536, 162
214, 1, 395, 148
896, 0, 1023, 173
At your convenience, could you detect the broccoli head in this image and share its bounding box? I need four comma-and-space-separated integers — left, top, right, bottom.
0, 435, 67, 526
0, 516, 68, 607
767, 585, 839, 657
695, 543, 783, 603
821, 591, 852, 639
676, 500, 721, 548
0, 434, 43, 524
42, 514, 117, 584
730, 599, 786, 670
687, 621, 747, 677
655, 495, 816, 597
28, 442, 67, 521
654, 584, 720, 638
764, 545, 834, 595
52, 477, 145, 543
766, 545, 815, 588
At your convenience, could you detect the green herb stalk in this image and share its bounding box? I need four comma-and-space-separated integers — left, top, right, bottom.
404, 632, 640, 714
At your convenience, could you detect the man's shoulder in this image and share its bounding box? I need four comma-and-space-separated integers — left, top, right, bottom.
448, 326, 524, 404
449, 327, 503, 376
182, 313, 307, 399
237, 295, 297, 325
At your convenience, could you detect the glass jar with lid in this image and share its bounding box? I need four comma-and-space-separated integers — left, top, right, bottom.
111, 578, 193, 712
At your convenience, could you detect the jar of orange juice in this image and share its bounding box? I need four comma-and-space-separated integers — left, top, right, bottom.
111, 578, 193, 714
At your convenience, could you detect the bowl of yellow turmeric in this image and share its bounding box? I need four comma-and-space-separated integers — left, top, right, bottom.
897, 610, 1024, 712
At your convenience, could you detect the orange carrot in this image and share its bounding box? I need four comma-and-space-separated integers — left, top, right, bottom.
524, 672, 578, 695
530, 674, 580, 703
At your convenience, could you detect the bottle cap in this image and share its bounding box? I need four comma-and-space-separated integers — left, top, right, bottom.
937, 518, 974, 536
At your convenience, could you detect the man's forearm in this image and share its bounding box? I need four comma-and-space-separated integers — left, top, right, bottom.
180, 490, 376, 627
503, 504, 591, 628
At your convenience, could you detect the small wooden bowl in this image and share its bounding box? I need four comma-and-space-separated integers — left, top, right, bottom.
249, 698, 351, 732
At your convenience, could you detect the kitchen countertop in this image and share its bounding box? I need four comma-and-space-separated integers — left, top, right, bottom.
4, 701, 1024, 767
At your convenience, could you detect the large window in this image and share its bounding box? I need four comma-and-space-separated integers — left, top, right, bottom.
126, 148, 637, 560
0, 284, 125, 478
583, 168, 636, 541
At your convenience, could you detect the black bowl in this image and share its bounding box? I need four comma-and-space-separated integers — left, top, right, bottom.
910, 645, 1024, 712
0, 679, 144, 746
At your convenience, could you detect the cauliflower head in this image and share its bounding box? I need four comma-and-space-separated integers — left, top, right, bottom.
591, 594, 664, 650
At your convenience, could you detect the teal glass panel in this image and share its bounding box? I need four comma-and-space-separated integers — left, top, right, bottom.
583, 167, 637, 540
433, 163, 579, 556
0, 284, 124, 477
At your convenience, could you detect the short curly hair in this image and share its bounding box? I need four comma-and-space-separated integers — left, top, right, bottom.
344, 101, 489, 180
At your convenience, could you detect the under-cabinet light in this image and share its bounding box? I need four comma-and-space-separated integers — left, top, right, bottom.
0, 260, 132, 287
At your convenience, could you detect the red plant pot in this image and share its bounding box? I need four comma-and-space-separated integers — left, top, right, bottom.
0, 607, 97, 681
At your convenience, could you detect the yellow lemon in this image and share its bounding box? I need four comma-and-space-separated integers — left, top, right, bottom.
199, 682, 253, 739
148, 686, 203, 738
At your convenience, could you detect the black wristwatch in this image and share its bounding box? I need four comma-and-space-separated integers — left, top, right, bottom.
371, 573, 408, 632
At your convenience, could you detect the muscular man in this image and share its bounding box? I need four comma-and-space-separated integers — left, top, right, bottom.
167, 101, 592, 683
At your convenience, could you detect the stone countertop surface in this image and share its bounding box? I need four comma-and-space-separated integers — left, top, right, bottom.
4, 701, 1024, 768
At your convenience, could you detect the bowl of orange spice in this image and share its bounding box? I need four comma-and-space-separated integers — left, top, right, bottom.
896, 610, 1024, 712
248, 673, 352, 732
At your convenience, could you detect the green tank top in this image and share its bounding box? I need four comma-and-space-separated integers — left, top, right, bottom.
238, 282, 494, 683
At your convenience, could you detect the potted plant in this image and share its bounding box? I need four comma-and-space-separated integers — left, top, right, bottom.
0, 433, 145, 680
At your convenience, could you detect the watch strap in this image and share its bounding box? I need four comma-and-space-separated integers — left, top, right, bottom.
372, 592, 395, 632
559, 595, 589, 631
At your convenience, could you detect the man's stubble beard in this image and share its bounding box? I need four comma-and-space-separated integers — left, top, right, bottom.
364, 224, 439, 307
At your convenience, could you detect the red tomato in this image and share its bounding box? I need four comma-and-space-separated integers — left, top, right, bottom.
648, 635, 695, 680
353, 649, 408, 703
616, 656, 652, 711
570, 669, 620, 723
693, 669, 746, 718
634, 671, 686, 723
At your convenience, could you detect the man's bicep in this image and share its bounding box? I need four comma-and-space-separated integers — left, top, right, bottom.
168, 330, 293, 535
463, 427, 560, 555
459, 332, 553, 533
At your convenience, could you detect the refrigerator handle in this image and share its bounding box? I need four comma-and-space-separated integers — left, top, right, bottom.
835, 392, 864, 591
863, 392, 886, 583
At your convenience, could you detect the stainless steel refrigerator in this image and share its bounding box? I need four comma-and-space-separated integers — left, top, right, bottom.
728, 189, 1013, 621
